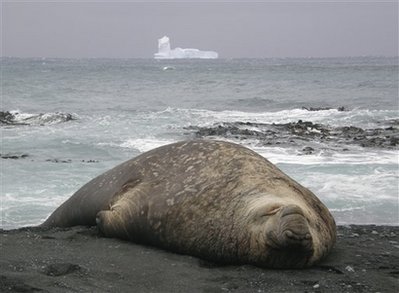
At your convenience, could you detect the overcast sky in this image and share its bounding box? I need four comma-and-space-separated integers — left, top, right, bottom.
1, 0, 398, 58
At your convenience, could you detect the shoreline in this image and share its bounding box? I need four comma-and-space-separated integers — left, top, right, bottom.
1, 225, 398, 292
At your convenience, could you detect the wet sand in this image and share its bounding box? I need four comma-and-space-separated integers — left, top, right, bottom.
1, 225, 398, 293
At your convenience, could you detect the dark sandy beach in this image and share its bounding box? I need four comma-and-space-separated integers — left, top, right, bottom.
1, 225, 398, 293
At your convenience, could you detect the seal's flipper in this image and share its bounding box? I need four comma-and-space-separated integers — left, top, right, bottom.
96, 180, 147, 240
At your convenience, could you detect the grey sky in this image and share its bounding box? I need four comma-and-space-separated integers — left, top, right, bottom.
2, 1, 398, 58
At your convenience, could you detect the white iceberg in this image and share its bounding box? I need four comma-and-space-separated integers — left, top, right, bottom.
154, 36, 218, 59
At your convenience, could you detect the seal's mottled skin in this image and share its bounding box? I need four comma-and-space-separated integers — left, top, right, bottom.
42, 140, 336, 268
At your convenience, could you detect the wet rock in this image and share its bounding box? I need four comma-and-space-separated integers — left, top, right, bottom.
301, 147, 315, 155
0, 111, 76, 126
1, 153, 29, 159
45, 159, 99, 164
81, 160, 99, 163
0, 111, 28, 126
187, 119, 399, 152
301, 106, 347, 112
46, 159, 72, 163
0, 111, 15, 124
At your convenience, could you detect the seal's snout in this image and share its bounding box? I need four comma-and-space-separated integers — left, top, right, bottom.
282, 229, 312, 251
276, 205, 313, 251
284, 229, 312, 241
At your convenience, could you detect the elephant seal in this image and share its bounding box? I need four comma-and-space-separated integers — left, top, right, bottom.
41, 140, 336, 268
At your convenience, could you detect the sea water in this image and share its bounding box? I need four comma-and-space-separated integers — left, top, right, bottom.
1, 57, 398, 229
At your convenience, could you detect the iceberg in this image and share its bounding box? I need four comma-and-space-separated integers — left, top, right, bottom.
154, 36, 218, 59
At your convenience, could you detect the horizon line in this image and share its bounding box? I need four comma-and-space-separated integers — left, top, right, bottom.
1, 55, 398, 60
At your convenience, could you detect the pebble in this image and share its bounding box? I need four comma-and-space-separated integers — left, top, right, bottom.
371, 230, 379, 235
345, 265, 355, 272
313, 284, 320, 289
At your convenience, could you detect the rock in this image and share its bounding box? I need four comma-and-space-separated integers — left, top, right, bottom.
46, 159, 72, 163
186, 119, 398, 152
81, 160, 99, 163
41, 263, 82, 276
301, 147, 315, 155
301, 106, 347, 112
345, 265, 355, 272
0, 111, 16, 125
0, 111, 76, 126
1, 153, 29, 160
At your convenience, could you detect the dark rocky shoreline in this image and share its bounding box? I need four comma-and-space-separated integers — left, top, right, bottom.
0, 153, 100, 164
1, 225, 398, 292
186, 119, 399, 153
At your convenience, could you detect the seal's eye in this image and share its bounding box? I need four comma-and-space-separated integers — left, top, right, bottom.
258, 205, 283, 218
264, 205, 282, 216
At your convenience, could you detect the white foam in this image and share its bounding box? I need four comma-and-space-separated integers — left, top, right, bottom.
2, 191, 67, 208
329, 206, 366, 212
255, 146, 399, 166
301, 168, 398, 202
152, 107, 398, 129
119, 138, 176, 153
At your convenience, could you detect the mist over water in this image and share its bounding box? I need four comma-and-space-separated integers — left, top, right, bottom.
1, 57, 398, 228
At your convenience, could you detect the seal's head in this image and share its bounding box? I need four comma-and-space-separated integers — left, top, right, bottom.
246, 194, 332, 268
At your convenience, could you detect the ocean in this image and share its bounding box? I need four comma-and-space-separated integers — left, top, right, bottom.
1, 57, 398, 229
